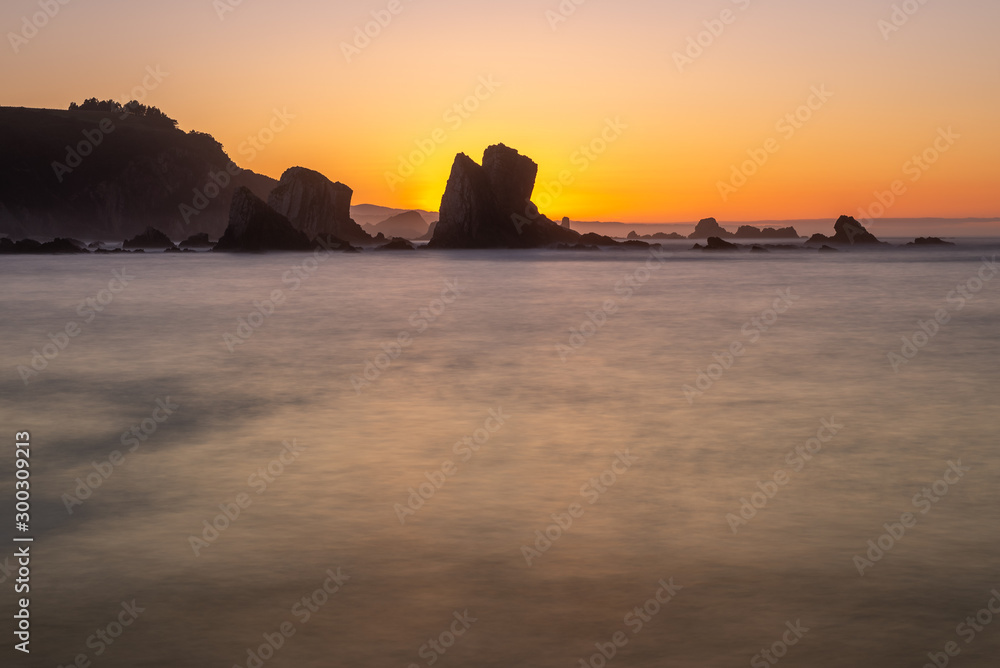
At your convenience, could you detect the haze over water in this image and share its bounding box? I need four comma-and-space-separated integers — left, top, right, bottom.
2, 244, 999, 667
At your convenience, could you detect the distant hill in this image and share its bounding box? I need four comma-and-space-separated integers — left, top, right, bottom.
350, 203, 437, 229
0, 106, 275, 241
362, 210, 430, 240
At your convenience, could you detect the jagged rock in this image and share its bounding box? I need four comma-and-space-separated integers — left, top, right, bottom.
734, 225, 801, 239
689, 218, 734, 239
375, 237, 416, 251
907, 237, 955, 246
214, 187, 312, 252
702, 237, 739, 251
809, 216, 882, 245
124, 226, 175, 249
428, 144, 583, 249
180, 233, 214, 248
267, 167, 371, 243
0, 237, 89, 254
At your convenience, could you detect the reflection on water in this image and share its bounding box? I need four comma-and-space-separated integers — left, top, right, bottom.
1, 244, 998, 667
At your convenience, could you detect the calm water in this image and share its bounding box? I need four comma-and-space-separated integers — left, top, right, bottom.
1, 242, 999, 667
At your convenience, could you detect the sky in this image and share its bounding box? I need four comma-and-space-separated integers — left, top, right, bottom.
2, 0, 998, 223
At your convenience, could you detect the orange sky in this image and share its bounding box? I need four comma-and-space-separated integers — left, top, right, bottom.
2, 0, 998, 222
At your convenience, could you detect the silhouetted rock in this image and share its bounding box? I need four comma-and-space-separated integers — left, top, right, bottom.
0, 237, 89, 254
214, 187, 312, 252
428, 144, 584, 249
629, 230, 685, 240
268, 167, 372, 243
734, 225, 801, 239
809, 216, 882, 245
702, 237, 739, 251
819, 245, 840, 253
373, 232, 387, 243
751, 245, 769, 253
907, 237, 955, 246
562, 217, 572, 229
124, 227, 175, 249
365, 210, 429, 239
555, 243, 600, 251
375, 237, 416, 251
180, 233, 214, 248
689, 218, 734, 239
313, 234, 359, 253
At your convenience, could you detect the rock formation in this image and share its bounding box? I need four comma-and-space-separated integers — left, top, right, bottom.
628, 230, 685, 240
695, 237, 739, 251
214, 187, 312, 252
427, 145, 582, 249
0, 238, 89, 254
124, 227, 176, 249
375, 237, 416, 251
267, 167, 371, 243
364, 210, 429, 240
688, 218, 735, 239
907, 237, 955, 246
180, 233, 214, 248
808, 216, 882, 245
734, 225, 801, 239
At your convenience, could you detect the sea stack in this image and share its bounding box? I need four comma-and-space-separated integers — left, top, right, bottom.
268, 167, 372, 243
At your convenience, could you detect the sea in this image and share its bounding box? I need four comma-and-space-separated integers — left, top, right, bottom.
1, 240, 998, 667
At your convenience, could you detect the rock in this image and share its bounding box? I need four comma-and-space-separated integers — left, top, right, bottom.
703, 237, 739, 251
313, 234, 359, 253
819, 245, 840, 253
374, 232, 387, 243
365, 210, 429, 240
375, 237, 416, 251
629, 230, 685, 240
267, 167, 372, 243
810, 215, 882, 245
180, 232, 214, 248
214, 187, 312, 252
427, 144, 584, 249
562, 217, 572, 229
416, 221, 438, 241
734, 225, 801, 239
0, 237, 89, 254
124, 226, 176, 249
907, 237, 955, 246
627, 231, 640, 240
688, 218, 734, 239
751, 245, 769, 253
555, 243, 600, 251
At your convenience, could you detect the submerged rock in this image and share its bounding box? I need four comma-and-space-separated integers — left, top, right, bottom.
375, 237, 416, 251
907, 237, 955, 246
0, 237, 89, 254
180, 232, 214, 248
214, 187, 312, 252
702, 237, 739, 251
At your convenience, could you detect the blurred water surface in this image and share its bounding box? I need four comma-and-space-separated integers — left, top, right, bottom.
1, 243, 998, 667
